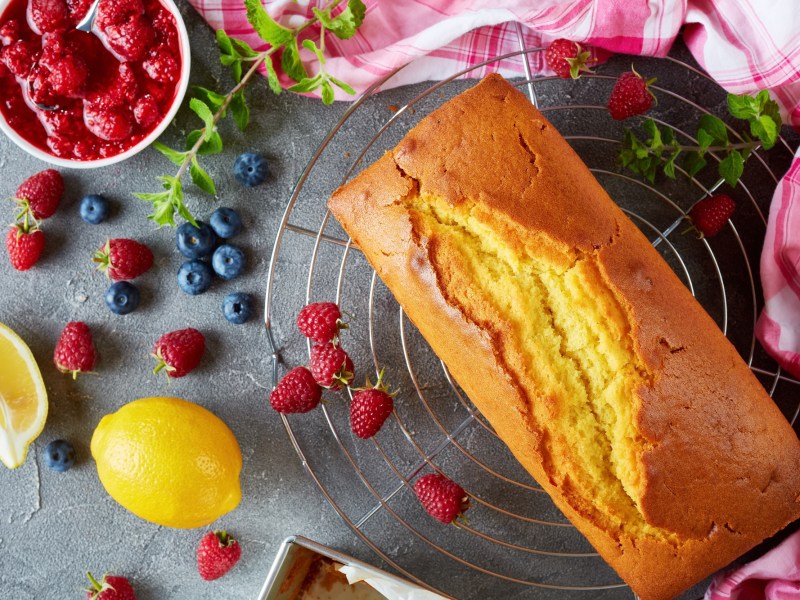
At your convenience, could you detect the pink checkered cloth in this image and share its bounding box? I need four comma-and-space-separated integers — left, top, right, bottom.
705, 529, 800, 600
189, 0, 800, 372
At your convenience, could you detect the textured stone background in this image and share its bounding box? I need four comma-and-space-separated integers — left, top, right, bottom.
1, 2, 798, 599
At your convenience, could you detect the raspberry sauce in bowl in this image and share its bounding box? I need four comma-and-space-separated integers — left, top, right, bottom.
0, 0, 190, 168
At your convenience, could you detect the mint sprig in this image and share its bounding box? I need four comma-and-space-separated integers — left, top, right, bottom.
134, 0, 365, 228
619, 91, 782, 188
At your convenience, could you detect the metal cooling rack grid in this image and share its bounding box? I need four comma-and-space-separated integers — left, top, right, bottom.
263, 32, 800, 600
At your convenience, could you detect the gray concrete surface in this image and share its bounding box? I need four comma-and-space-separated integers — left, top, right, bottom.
1, 3, 799, 599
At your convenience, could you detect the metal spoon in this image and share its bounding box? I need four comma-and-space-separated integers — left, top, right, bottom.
31, 0, 102, 110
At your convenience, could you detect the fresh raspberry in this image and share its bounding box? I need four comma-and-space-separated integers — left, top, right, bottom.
48, 54, 88, 97
309, 343, 354, 390
197, 531, 241, 581
607, 69, 655, 120
92, 238, 154, 280
269, 366, 322, 414
545, 39, 594, 79
29, 0, 71, 34
1, 41, 37, 77
151, 328, 205, 378
6, 226, 45, 271
687, 194, 736, 238
105, 16, 155, 62
84, 105, 134, 142
142, 49, 178, 83
95, 0, 143, 30
14, 169, 64, 220
297, 302, 346, 344
413, 473, 470, 524
53, 321, 96, 378
133, 93, 159, 127
0, 20, 20, 46
85, 572, 136, 600
349, 372, 395, 439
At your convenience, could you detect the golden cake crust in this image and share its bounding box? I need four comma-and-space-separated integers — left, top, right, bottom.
328, 74, 800, 600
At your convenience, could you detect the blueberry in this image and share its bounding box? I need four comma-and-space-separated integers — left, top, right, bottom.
176, 220, 217, 259
222, 292, 254, 324
79, 194, 110, 224
234, 152, 269, 187
104, 281, 140, 315
209, 207, 242, 239
44, 439, 76, 472
211, 244, 246, 280
177, 259, 213, 295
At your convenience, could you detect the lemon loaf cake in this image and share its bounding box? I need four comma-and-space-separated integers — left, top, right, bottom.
328, 74, 800, 600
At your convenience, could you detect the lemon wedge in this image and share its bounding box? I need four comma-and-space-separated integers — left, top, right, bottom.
0, 322, 48, 468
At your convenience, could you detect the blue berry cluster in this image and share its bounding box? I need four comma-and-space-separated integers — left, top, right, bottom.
175, 207, 254, 324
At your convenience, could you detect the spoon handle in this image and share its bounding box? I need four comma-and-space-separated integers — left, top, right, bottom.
75, 0, 102, 33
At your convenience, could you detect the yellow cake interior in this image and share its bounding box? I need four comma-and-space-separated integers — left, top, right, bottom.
406, 191, 675, 542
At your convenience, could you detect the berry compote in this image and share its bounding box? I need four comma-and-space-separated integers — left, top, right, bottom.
0, 0, 182, 160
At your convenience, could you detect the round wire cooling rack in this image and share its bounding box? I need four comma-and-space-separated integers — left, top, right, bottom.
263, 28, 800, 600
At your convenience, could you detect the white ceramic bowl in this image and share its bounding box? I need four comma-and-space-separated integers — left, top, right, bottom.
0, 0, 191, 169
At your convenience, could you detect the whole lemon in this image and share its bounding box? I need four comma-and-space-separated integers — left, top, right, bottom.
91, 396, 242, 529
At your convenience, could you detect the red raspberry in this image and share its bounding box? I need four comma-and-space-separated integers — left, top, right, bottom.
0, 20, 20, 46
350, 386, 394, 439
105, 16, 155, 62
117, 63, 139, 102
309, 343, 354, 390
85, 572, 136, 600
152, 9, 177, 46
297, 302, 346, 344
67, 0, 93, 24
1, 41, 37, 77
27, 65, 56, 107
46, 135, 74, 157
48, 54, 88, 97
413, 473, 470, 524
152, 328, 205, 378
688, 194, 736, 238
269, 366, 322, 414
142, 49, 178, 83
545, 39, 596, 79
6, 226, 45, 271
133, 94, 160, 127
38, 105, 83, 137
95, 0, 143, 30
29, 0, 71, 34
14, 169, 64, 220
84, 104, 133, 141
607, 69, 655, 120
92, 238, 154, 280
53, 321, 96, 378
39, 31, 65, 68
197, 531, 241, 581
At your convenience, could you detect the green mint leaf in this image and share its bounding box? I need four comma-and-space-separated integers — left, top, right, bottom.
230, 90, 250, 131
186, 129, 224, 155
750, 115, 777, 149
756, 89, 770, 111
263, 57, 282, 94
696, 128, 714, 153
663, 148, 681, 179
329, 76, 355, 96
661, 125, 675, 147
301, 38, 326, 65
153, 142, 188, 167
719, 150, 744, 187
321, 80, 335, 105
231, 60, 243, 83
642, 118, 663, 149
683, 151, 707, 178
244, 0, 293, 46
189, 98, 216, 141
697, 114, 728, 146
230, 37, 259, 58
314, 0, 366, 40
288, 75, 323, 93
727, 93, 758, 120
216, 30, 234, 56
190, 157, 216, 195
192, 86, 227, 112
135, 176, 193, 228
281, 37, 308, 83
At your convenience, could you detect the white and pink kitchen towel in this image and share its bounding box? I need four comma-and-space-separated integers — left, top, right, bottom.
187, 1, 800, 593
